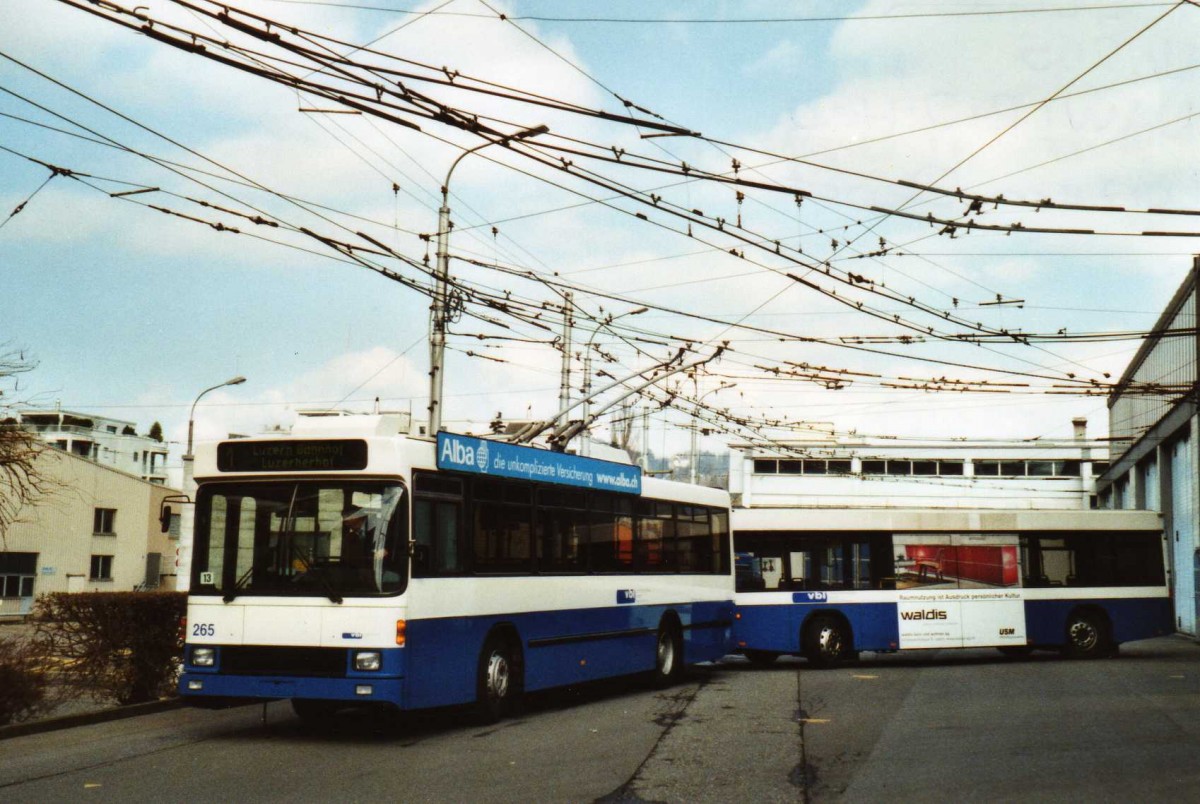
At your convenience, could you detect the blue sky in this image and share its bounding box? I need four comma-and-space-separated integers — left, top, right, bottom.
3, 0, 1199, 473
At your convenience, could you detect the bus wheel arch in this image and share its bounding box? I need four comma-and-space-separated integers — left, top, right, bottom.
651, 611, 684, 687
1063, 606, 1113, 659
476, 624, 524, 722
802, 611, 854, 669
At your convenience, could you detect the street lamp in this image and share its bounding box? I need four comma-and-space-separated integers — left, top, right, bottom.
580, 307, 647, 456
179, 374, 246, 593
689, 381, 734, 484
428, 124, 550, 436
185, 375, 247, 460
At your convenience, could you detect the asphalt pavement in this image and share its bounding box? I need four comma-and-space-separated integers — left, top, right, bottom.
2, 636, 1198, 802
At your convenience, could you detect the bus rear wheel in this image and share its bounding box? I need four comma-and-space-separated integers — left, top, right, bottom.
476, 633, 522, 723
803, 615, 852, 669
1064, 611, 1111, 659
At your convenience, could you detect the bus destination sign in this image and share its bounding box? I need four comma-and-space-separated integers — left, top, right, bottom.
217, 439, 369, 472
437, 432, 642, 495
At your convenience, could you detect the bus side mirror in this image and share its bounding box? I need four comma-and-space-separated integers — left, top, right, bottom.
160, 505, 173, 533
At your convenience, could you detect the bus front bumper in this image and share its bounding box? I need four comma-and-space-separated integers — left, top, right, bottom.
179, 673, 404, 707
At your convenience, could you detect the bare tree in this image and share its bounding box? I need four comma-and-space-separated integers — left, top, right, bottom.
0, 346, 52, 544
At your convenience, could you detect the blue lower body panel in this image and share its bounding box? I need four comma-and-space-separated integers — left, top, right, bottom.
403, 600, 732, 710
734, 595, 1174, 657
735, 602, 898, 654
1024, 597, 1174, 646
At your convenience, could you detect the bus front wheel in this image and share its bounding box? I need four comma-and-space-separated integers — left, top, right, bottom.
476, 633, 522, 723
651, 619, 684, 687
1064, 611, 1111, 659
803, 615, 852, 669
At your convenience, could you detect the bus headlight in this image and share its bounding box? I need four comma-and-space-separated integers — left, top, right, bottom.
191, 647, 216, 667
354, 651, 382, 671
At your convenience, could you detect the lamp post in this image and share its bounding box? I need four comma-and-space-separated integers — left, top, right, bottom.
580, 306, 647, 456
689, 382, 734, 484
178, 375, 246, 593
428, 124, 549, 437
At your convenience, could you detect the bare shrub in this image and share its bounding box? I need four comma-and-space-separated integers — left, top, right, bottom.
33, 592, 187, 705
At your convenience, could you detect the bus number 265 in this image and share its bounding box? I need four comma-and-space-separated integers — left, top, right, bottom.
192, 623, 216, 637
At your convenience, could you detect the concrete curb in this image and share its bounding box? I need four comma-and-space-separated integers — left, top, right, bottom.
0, 697, 185, 741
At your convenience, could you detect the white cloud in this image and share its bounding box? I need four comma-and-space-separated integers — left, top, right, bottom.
743, 40, 804, 76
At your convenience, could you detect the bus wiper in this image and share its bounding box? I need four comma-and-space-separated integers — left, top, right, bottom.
222, 566, 255, 603
294, 546, 343, 605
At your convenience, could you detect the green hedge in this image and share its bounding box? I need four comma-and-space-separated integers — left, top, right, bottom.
34, 592, 187, 705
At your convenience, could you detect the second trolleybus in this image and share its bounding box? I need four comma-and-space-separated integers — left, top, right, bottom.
731, 508, 1173, 667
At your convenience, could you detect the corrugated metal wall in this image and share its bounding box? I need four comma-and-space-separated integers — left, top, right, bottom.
1110, 289, 1196, 462
1170, 434, 1196, 634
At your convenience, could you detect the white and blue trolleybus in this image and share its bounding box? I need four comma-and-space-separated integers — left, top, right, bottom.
731, 508, 1173, 667
179, 415, 733, 721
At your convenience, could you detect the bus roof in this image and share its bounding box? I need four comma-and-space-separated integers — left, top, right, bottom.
733, 506, 1163, 534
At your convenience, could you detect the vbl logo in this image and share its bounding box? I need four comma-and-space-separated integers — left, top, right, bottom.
802, 592, 828, 602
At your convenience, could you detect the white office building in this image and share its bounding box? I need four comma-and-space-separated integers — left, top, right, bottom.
19, 408, 169, 485
730, 418, 1108, 511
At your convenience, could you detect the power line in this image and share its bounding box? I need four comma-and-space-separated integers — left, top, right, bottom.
261, 1, 1175, 25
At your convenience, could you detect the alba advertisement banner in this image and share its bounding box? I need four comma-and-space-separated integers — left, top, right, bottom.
436, 432, 643, 495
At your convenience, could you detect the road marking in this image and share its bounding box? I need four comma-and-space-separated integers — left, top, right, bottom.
798, 718, 831, 724
84, 783, 102, 789
852, 674, 879, 679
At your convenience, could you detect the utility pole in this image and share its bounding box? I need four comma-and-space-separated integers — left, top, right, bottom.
581, 306, 647, 457
641, 406, 651, 472
558, 292, 573, 430
689, 382, 734, 484
689, 422, 699, 485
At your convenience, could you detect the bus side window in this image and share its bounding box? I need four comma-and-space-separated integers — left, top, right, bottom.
413, 497, 462, 576
413, 472, 464, 576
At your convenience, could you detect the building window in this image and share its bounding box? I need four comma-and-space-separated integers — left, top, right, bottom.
93, 508, 116, 535
802, 460, 827, 475
752, 459, 778, 474
89, 555, 114, 581
975, 460, 1027, 476
0, 552, 37, 598
861, 460, 886, 475
778, 460, 803, 474
911, 461, 938, 476
938, 461, 964, 476
827, 460, 852, 475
